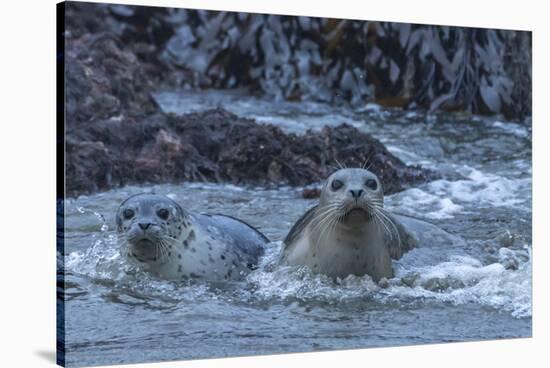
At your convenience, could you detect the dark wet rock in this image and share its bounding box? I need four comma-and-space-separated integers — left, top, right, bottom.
378, 277, 390, 289
483, 230, 529, 267
66, 108, 436, 197
493, 230, 517, 248
501, 258, 519, 271
515, 250, 531, 263
65, 137, 113, 195
400, 273, 419, 288
483, 244, 498, 255
422, 277, 447, 292
422, 277, 465, 292
498, 247, 528, 271
302, 188, 322, 199
65, 33, 158, 125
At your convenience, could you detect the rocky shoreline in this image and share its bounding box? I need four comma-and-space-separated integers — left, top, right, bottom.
66, 107, 436, 197
63, 3, 437, 198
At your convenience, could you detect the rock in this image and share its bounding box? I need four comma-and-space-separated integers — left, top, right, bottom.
498, 247, 523, 271
65, 138, 113, 195
302, 188, 321, 199
501, 258, 519, 271
493, 229, 517, 248
421, 277, 465, 292
65, 34, 157, 128
401, 273, 419, 288
378, 277, 390, 289
515, 250, 531, 263
65, 109, 436, 197
422, 277, 448, 292
155, 129, 182, 154
483, 244, 498, 254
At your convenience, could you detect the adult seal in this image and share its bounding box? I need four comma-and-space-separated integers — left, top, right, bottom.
280, 168, 459, 282
116, 193, 269, 281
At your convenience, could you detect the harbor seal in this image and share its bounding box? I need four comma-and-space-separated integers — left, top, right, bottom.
116, 193, 269, 281
280, 168, 417, 282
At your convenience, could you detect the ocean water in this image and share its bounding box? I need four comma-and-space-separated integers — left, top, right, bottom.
60, 91, 532, 367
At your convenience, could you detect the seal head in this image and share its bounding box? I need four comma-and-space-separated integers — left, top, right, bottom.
281, 168, 415, 281
116, 193, 187, 264
116, 193, 269, 281
319, 168, 383, 226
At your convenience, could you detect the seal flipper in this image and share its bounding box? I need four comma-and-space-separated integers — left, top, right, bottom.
283, 205, 318, 247
391, 213, 466, 255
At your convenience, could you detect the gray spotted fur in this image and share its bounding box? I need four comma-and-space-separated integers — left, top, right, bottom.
116, 193, 269, 281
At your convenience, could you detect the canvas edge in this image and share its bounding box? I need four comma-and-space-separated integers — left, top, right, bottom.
56, 1, 66, 367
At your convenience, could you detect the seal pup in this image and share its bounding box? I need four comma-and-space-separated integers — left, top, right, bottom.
280, 168, 416, 282
116, 193, 269, 281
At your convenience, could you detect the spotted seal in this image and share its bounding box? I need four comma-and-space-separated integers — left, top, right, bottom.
280, 168, 419, 282
116, 193, 269, 281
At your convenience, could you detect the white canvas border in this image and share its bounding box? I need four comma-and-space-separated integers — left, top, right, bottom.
1, 0, 546, 367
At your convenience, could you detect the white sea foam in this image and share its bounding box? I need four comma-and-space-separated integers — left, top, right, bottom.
429, 166, 531, 209
244, 242, 532, 318
391, 165, 531, 219
250, 114, 365, 135
64, 201, 531, 320
384, 145, 433, 167
357, 102, 382, 113
65, 235, 128, 281
387, 250, 532, 318
393, 188, 463, 219
492, 121, 529, 138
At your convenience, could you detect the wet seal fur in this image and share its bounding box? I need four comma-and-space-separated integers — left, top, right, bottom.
116, 193, 269, 281
280, 168, 417, 282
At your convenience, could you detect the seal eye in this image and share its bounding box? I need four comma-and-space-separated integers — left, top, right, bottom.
331, 179, 344, 191
157, 208, 170, 220
123, 209, 134, 220
365, 179, 378, 190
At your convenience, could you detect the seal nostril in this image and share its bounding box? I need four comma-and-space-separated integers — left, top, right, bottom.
349, 189, 363, 199
138, 223, 151, 230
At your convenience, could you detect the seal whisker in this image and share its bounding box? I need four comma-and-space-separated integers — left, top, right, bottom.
155, 240, 160, 262
157, 239, 167, 262
364, 151, 375, 171
311, 204, 338, 222
158, 240, 168, 262
327, 216, 338, 246
373, 211, 391, 240
310, 210, 335, 241
361, 156, 369, 170
310, 206, 339, 252
334, 158, 346, 170
161, 238, 176, 258
314, 213, 336, 252
372, 212, 383, 237
375, 206, 401, 246
309, 204, 339, 234
373, 208, 392, 236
